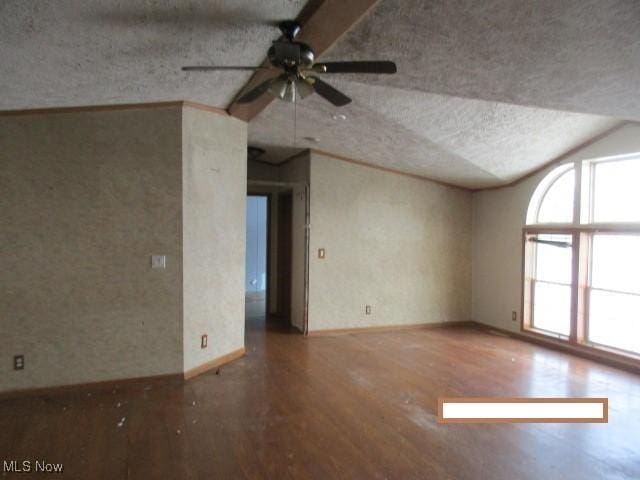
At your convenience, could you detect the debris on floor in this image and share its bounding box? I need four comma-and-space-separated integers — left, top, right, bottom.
117, 417, 126, 428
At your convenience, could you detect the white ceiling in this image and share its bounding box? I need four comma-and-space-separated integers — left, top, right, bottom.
320, 0, 640, 120
2, 0, 636, 188
0, 0, 305, 109
249, 81, 619, 188
251, 0, 637, 188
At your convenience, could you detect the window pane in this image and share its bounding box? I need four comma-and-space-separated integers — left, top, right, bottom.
592, 234, 640, 294
537, 169, 574, 223
589, 289, 640, 355
593, 159, 640, 223
533, 282, 571, 336
535, 234, 573, 284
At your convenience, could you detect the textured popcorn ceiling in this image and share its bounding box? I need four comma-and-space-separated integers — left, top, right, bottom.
251, 0, 635, 188
322, 0, 640, 120
2, 0, 634, 188
249, 80, 620, 188
0, 0, 305, 109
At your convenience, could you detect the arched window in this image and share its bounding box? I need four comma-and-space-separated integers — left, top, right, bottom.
523, 155, 640, 360
526, 164, 574, 225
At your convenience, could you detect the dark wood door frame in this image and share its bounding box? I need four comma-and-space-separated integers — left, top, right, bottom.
277, 190, 293, 325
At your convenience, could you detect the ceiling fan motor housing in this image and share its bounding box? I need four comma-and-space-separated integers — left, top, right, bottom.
279, 20, 301, 40
268, 41, 315, 71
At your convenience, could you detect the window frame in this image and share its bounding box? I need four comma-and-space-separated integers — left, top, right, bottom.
582, 155, 640, 225
526, 163, 575, 226
522, 155, 640, 366
523, 229, 575, 340
584, 231, 640, 356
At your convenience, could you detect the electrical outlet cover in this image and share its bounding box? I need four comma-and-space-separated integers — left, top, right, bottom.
14, 355, 24, 370
151, 255, 166, 269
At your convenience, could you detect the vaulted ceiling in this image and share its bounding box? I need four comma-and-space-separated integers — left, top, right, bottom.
2, 0, 638, 188
249, 80, 619, 188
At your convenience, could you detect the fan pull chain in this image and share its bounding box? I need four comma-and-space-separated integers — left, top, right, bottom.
293, 89, 297, 147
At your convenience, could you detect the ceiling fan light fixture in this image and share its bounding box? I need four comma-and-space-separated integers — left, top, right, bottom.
267, 77, 288, 100
296, 78, 315, 99
281, 81, 297, 103
267, 77, 299, 102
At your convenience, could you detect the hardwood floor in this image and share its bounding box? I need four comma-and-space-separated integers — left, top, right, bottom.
1, 319, 639, 479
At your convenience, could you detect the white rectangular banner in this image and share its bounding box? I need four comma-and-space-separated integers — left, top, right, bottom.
437, 398, 608, 423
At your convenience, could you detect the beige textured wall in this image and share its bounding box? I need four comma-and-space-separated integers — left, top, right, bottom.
1, 104, 249, 393
182, 107, 247, 372
308, 152, 472, 331
472, 123, 640, 332
0, 107, 184, 392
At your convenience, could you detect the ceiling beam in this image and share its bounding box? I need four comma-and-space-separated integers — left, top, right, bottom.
226, 0, 380, 122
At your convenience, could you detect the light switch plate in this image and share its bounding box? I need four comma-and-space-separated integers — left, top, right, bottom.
151, 255, 166, 269
201, 334, 208, 349
318, 248, 325, 259
365, 305, 372, 315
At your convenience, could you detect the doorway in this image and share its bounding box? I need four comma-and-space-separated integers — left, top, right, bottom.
244, 184, 307, 334
245, 195, 268, 320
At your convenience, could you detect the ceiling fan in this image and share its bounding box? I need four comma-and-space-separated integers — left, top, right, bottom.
182, 20, 397, 107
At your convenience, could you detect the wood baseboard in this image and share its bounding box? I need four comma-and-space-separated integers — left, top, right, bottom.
0, 372, 183, 401
0, 347, 246, 400
183, 347, 246, 380
307, 320, 474, 337
470, 321, 640, 375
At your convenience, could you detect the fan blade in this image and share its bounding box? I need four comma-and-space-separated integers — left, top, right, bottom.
314, 61, 397, 74
307, 76, 351, 106
182, 66, 268, 71
236, 77, 279, 104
